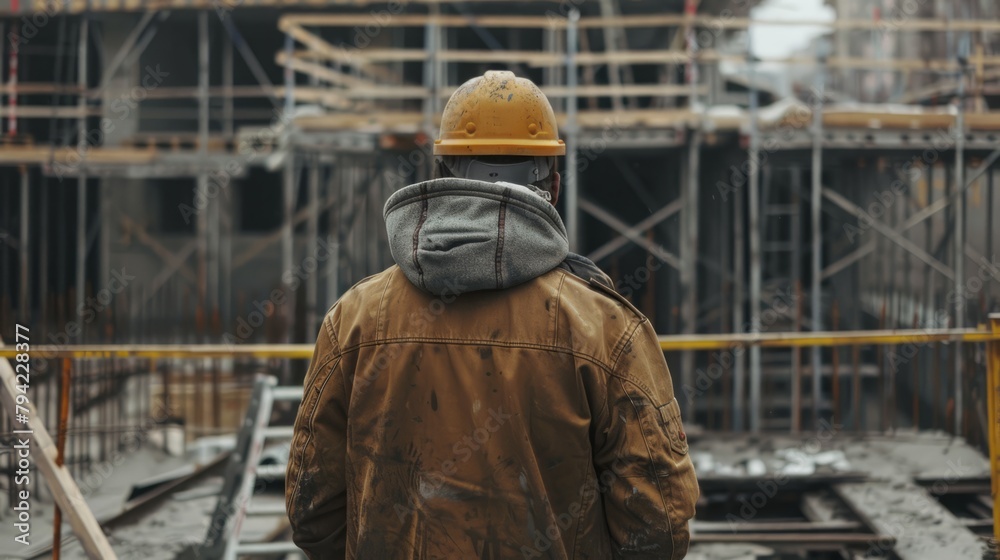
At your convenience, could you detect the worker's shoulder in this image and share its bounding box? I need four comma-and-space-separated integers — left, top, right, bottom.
321, 266, 397, 323
553, 256, 646, 324
547, 261, 649, 362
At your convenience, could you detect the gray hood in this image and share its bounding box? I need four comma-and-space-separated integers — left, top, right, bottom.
384, 177, 569, 297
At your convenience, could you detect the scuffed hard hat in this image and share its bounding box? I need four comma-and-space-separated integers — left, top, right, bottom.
434, 70, 566, 157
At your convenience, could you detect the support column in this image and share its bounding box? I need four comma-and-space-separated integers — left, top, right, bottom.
75, 16, 89, 332
954, 60, 966, 435
306, 155, 320, 337
422, 9, 438, 156
811, 57, 826, 430
223, 27, 234, 139
986, 313, 999, 543
282, 26, 296, 345
18, 168, 28, 323
732, 171, 746, 432
680, 130, 700, 422
565, 10, 580, 252
196, 10, 211, 328
282, 156, 295, 340
201, 12, 218, 323
747, 48, 762, 433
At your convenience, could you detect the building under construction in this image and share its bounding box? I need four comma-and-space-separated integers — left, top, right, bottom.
0, 0, 999, 558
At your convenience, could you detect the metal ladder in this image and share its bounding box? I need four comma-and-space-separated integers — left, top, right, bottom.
198, 375, 304, 560
758, 166, 826, 430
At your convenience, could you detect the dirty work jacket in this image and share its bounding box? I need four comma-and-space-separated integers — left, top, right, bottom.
286, 178, 699, 560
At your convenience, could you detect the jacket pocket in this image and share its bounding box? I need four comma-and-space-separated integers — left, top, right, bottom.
656, 398, 688, 456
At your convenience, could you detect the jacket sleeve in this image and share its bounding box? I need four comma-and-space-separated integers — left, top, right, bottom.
286, 314, 348, 560
592, 318, 700, 560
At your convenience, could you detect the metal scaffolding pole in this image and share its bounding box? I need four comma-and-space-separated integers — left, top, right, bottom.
733, 173, 746, 432
282, 160, 295, 331
282, 31, 296, 346
565, 9, 580, 252
954, 59, 966, 435
748, 49, 762, 433
223, 29, 234, 138
195, 11, 210, 325
306, 155, 320, 337
811, 56, 826, 430
199, 11, 217, 320
75, 16, 89, 330
681, 129, 700, 423
99, 183, 110, 290
422, 12, 438, 150
19, 167, 28, 323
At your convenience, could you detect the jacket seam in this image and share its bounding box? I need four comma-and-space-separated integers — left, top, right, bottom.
610, 318, 645, 371
287, 353, 342, 516
324, 312, 340, 353
374, 271, 392, 340
494, 192, 508, 289
411, 184, 430, 290
617, 376, 676, 558
569, 463, 593, 559
386, 187, 560, 227
338, 337, 620, 373
552, 272, 567, 346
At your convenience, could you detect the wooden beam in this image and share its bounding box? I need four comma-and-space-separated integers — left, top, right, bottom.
284, 43, 1000, 73
232, 193, 338, 269
0, 146, 157, 165
281, 23, 398, 83
279, 12, 1000, 32
0, 335, 118, 560
291, 83, 703, 102
275, 50, 372, 89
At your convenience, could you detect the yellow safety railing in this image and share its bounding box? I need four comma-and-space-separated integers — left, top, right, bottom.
987, 314, 1000, 543
1, 327, 999, 358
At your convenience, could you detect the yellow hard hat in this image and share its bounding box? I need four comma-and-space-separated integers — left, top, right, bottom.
434, 71, 566, 157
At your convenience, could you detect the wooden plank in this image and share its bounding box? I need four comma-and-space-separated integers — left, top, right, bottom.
279, 11, 1000, 32
282, 23, 398, 83
275, 50, 373, 89
292, 83, 703, 101
0, 146, 157, 165
0, 336, 118, 559
834, 482, 982, 559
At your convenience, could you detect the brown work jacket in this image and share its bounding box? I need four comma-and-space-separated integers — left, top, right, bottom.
286, 178, 699, 559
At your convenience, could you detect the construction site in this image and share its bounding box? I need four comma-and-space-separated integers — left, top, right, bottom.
0, 0, 999, 558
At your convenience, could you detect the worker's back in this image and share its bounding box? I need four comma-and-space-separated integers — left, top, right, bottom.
285, 177, 699, 560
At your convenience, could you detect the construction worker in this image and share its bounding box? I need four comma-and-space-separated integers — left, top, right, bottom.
286, 70, 699, 559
